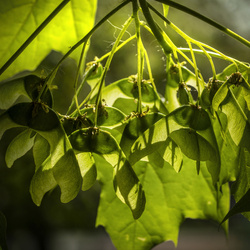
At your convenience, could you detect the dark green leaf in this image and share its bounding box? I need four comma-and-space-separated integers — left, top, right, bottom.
24, 75, 53, 106
80, 106, 126, 127
8, 102, 59, 131
221, 189, 250, 224
120, 113, 164, 157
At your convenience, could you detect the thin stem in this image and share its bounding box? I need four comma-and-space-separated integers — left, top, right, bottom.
0, 0, 70, 76
139, 0, 172, 55
144, 48, 156, 90
187, 41, 200, 96
96, 34, 136, 63
94, 15, 133, 126
196, 44, 217, 80
73, 42, 88, 114
133, 0, 144, 114
154, 0, 250, 48
46, 0, 131, 82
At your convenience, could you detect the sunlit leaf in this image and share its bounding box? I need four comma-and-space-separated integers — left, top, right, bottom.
5, 129, 35, 168
97, 156, 229, 250
0, 77, 28, 109
75, 151, 97, 191
0, 0, 98, 80
157, 137, 183, 172
30, 134, 57, 206
80, 106, 126, 128
70, 129, 146, 218
37, 127, 82, 203
102, 78, 167, 115
120, 113, 164, 157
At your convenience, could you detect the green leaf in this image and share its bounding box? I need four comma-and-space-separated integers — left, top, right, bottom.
113, 158, 146, 220
0, 211, 8, 250
30, 135, 57, 206
24, 75, 53, 107
221, 89, 247, 146
101, 78, 167, 114
37, 126, 82, 203
221, 189, 250, 224
96, 156, 229, 250
8, 102, 60, 131
158, 137, 183, 172
120, 113, 164, 157
0, 77, 28, 109
0, 0, 98, 80
75, 151, 97, 191
212, 111, 241, 184
5, 129, 35, 168
70, 129, 146, 219
128, 106, 220, 183
0, 112, 21, 140
80, 106, 126, 128
230, 148, 250, 221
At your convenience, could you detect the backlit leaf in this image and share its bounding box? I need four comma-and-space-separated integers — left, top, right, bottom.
37, 127, 82, 203
75, 151, 97, 191
80, 106, 126, 128
5, 129, 35, 168
70, 129, 146, 218
0, 0, 98, 80
97, 156, 229, 250
0, 77, 28, 109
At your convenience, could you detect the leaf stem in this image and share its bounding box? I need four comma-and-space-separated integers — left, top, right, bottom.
133, 0, 144, 114
139, 0, 172, 55
0, 0, 70, 76
154, 0, 250, 48
46, 0, 131, 82
94, 15, 133, 126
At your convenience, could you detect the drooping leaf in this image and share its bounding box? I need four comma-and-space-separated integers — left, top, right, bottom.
128, 105, 220, 183
96, 156, 229, 250
212, 111, 241, 184
69, 129, 146, 219
157, 137, 183, 172
5, 129, 35, 168
120, 113, 164, 157
37, 127, 82, 203
0, 0, 98, 80
230, 148, 250, 221
221, 189, 250, 224
79, 106, 126, 128
24, 75, 53, 107
221, 89, 248, 146
0, 77, 28, 109
101, 78, 167, 115
8, 102, 60, 131
0, 112, 21, 140
75, 151, 97, 191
